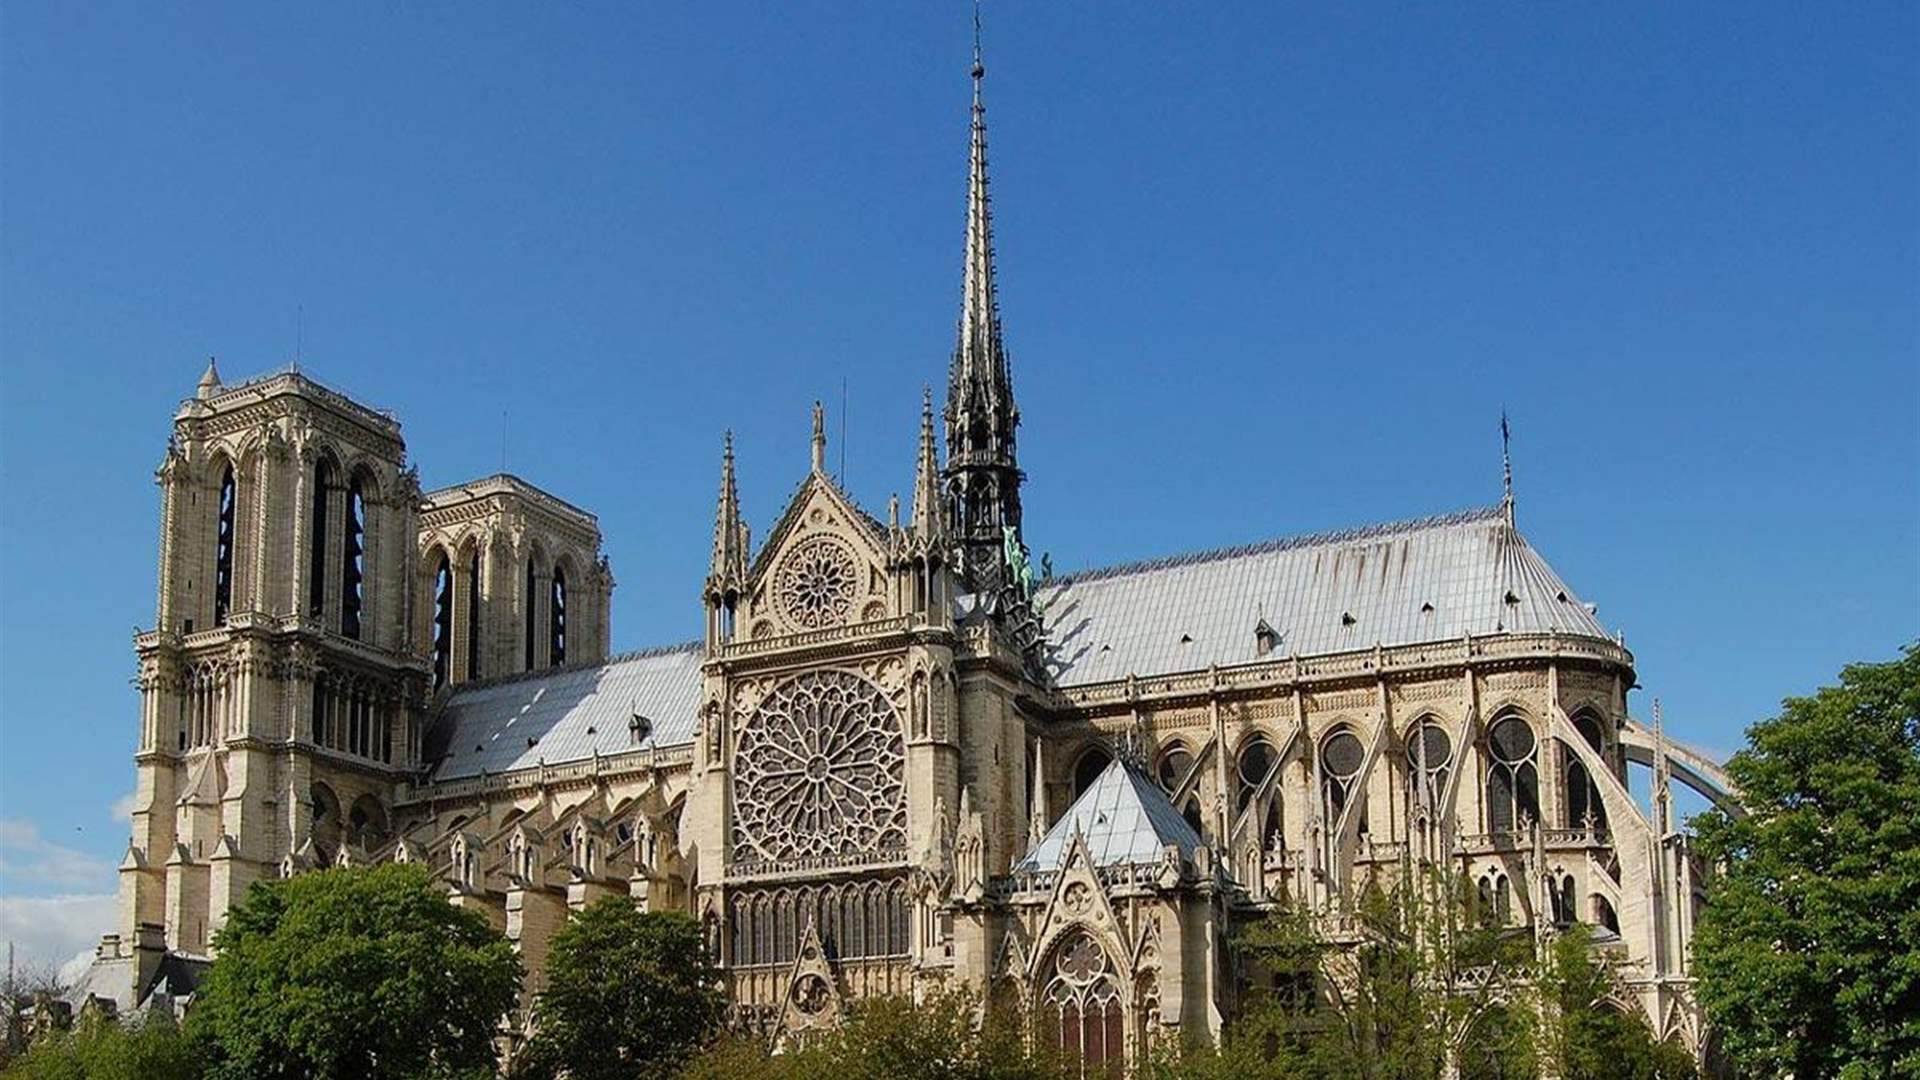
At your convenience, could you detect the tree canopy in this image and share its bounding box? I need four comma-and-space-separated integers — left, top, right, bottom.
517, 900, 723, 1080
188, 862, 521, 1080
1690, 643, 1920, 1079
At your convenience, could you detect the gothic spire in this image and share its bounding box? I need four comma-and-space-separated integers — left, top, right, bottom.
911, 386, 946, 541
943, 7, 1025, 594
708, 431, 746, 595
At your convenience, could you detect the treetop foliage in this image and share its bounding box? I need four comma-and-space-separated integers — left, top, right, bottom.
188, 862, 522, 1080
1690, 642, 1920, 1080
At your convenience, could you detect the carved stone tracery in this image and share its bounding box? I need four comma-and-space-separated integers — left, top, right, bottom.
731, 671, 907, 867
774, 536, 860, 629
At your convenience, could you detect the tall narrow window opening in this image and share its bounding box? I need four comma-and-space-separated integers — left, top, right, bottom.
1237, 735, 1279, 814
213, 466, 236, 625
523, 559, 537, 670
549, 565, 567, 667
308, 460, 331, 616
340, 478, 366, 639
465, 548, 482, 681
431, 555, 453, 690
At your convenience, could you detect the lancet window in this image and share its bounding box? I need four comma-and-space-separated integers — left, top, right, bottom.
308, 459, 332, 616
1073, 745, 1113, 799
430, 554, 453, 690
341, 477, 366, 639
213, 465, 236, 626
1563, 713, 1609, 833
549, 564, 567, 666
465, 546, 482, 681
1405, 720, 1452, 813
523, 559, 537, 671
1485, 715, 1539, 833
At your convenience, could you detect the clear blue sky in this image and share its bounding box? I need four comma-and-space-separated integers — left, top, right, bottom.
1, 4, 1914, 970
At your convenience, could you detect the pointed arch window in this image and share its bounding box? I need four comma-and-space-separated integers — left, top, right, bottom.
1321, 729, 1366, 830
1156, 742, 1194, 794
431, 555, 453, 690
1237, 735, 1279, 814
213, 465, 236, 625
308, 460, 332, 616
1406, 720, 1452, 813
465, 547, 482, 681
1486, 715, 1539, 833
1072, 745, 1112, 799
549, 564, 568, 667
523, 559, 537, 671
1564, 714, 1609, 833
340, 477, 366, 639
1041, 931, 1124, 1072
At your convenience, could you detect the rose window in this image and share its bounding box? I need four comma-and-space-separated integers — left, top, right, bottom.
731, 671, 907, 866
774, 536, 860, 629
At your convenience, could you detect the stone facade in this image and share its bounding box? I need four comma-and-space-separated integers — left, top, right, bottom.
85, 43, 1742, 1075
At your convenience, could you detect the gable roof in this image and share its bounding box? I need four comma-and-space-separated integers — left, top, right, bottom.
1016, 758, 1204, 871
1037, 505, 1609, 687
426, 642, 704, 781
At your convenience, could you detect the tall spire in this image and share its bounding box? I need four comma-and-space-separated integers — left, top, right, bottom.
708, 431, 746, 595
1500, 410, 1515, 527
912, 386, 946, 540
944, 3, 1025, 595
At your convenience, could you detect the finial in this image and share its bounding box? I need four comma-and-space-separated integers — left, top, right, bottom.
972, 0, 985, 82
1500, 409, 1515, 526
810, 401, 827, 473
197, 356, 222, 400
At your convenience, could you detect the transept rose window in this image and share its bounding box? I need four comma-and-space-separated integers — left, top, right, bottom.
775, 536, 860, 629
731, 671, 906, 866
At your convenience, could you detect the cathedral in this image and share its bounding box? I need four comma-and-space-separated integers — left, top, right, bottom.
76, 34, 1741, 1074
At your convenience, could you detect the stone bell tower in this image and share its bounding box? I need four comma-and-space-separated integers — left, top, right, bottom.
116, 362, 429, 968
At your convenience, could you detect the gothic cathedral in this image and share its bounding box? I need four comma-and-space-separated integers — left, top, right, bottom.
79, 39, 1739, 1074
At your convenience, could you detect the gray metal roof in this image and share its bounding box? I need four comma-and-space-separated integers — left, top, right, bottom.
1038, 505, 1609, 687
1016, 758, 1205, 871
428, 642, 704, 780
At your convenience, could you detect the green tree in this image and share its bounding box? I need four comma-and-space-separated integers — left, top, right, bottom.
676, 991, 1069, 1080
1690, 644, 1920, 1079
188, 862, 521, 1080
1534, 926, 1694, 1080
0, 1011, 200, 1080
1149, 874, 1533, 1080
519, 900, 723, 1080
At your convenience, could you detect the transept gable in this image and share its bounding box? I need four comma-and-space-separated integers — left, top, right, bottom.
1029, 831, 1130, 984
738, 472, 895, 640
773, 918, 845, 1048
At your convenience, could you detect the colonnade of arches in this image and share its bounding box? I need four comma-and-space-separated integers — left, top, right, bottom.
726, 877, 911, 969
199, 450, 381, 641
422, 539, 576, 690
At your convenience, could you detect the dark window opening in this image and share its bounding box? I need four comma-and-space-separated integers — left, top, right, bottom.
340, 478, 366, 639
465, 548, 482, 681
431, 555, 453, 690
523, 560, 537, 670
549, 565, 567, 667
1486, 716, 1539, 832
1073, 746, 1111, 798
213, 466, 236, 625
1237, 736, 1279, 814
308, 460, 331, 616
